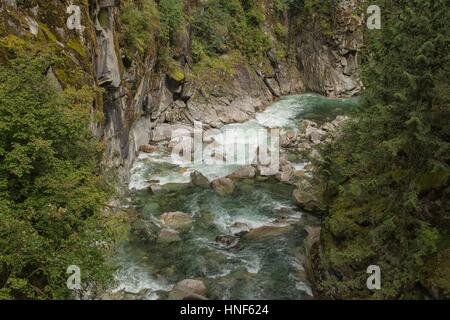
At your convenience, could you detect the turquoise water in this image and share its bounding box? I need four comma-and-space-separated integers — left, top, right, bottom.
115, 94, 358, 300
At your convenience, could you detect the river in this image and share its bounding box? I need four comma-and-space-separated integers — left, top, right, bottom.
112, 94, 359, 300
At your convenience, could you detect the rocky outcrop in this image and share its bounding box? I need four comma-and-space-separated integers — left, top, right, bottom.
0, 1, 363, 192
295, 0, 364, 97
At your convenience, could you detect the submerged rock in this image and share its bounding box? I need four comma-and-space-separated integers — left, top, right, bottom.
169, 279, 207, 300
158, 228, 181, 244
211, 177, 235, 196
227, 166, 257, 179
160, 212, 193, 230
130, 220, 159, 244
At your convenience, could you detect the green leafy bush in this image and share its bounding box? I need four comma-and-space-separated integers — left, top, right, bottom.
120, 0, 160, 58
0, 37, 121, 299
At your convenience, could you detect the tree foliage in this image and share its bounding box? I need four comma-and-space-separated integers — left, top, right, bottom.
0, 37, 119, 299
315, 0, 450, 299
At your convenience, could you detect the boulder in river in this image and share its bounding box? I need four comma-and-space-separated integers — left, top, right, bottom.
215, 235, 239, 248
211, 177, 235, 196
227, 166, 257, 179
160, 211, 193, 230
230, 222, 251, 236
169, 279, 207, 300
158, 228, 182, 244
190, 171, 210, 187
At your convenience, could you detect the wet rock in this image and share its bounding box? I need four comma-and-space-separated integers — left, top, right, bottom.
211, 177, 235, 196
227, 166, 257, 179
244, 225, 294, 239
215, 235, 239, 248
230, 222, 251, 236
158, 228, 181, 244
190, 171, 210, 187
293, 177, 324, 213
169, 279, 207, 300
139, 144, 158, 153
148, 183, 163, 194
160, 211, 193, 230
130, 220, 159, 244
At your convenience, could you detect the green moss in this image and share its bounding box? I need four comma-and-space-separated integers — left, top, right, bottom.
38, 23, 57, 43
67, 38, 86, 57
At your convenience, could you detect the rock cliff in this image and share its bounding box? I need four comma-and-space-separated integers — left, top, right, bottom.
0, 0, 364, 188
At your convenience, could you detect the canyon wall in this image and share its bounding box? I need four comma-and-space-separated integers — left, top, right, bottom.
0, 0, 364, 188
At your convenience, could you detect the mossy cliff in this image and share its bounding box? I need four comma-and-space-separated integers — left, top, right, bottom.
0, 0, 364, 188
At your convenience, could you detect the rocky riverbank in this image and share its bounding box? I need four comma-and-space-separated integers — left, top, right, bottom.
108, 96, 353, 299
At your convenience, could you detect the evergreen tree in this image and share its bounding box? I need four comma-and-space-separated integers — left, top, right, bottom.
316, 0, 450, 299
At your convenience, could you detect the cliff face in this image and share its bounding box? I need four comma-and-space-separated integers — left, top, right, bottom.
0, 0, 364, 187
294, 0, 364, 97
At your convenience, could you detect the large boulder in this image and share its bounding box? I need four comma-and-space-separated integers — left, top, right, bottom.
169, 279, 207, 300
211, 177, 235, 196
227, 166, 257, 179
190, 171, 210, 187
160, 212, 193, 230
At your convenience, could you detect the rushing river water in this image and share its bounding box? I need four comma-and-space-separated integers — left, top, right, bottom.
113, 94, 359, 300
